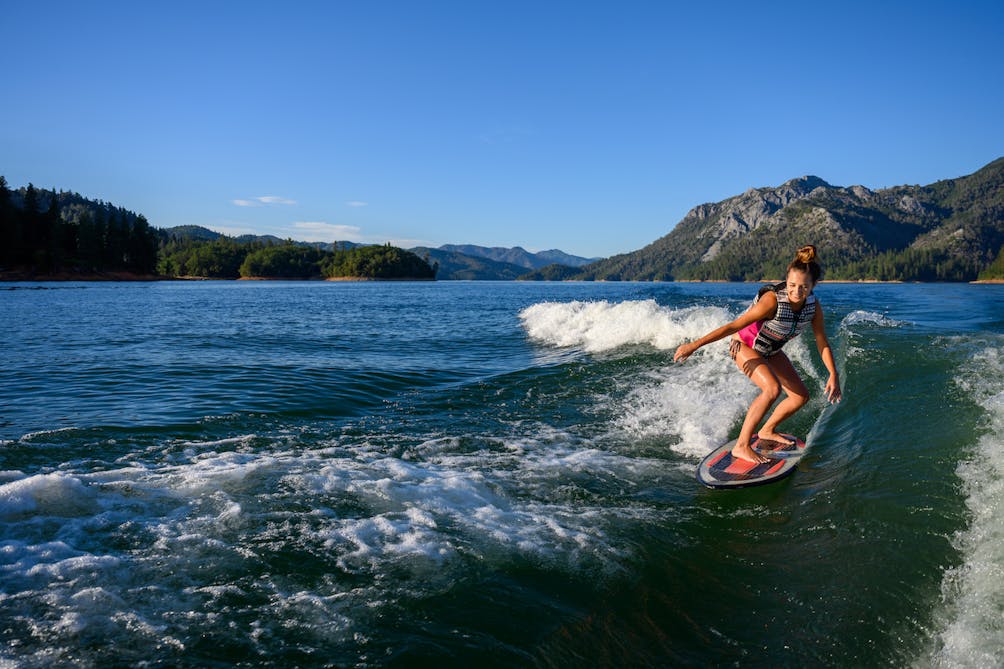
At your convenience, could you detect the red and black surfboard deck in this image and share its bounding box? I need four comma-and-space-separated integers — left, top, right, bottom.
696, 435, 806, 489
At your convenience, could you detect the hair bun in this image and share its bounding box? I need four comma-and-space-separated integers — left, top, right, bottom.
796, 245, 817, 264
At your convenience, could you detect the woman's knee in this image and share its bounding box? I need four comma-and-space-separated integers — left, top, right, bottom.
789, 391, 809, 408
760, 380, 782, 403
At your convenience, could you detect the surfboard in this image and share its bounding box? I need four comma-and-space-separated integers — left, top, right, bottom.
696, 434, 806, 489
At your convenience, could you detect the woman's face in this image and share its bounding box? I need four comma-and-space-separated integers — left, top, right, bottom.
786, 268, 814, 304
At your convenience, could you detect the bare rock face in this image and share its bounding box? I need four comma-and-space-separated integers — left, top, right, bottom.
896, 194, 927, 215
687, 176, 835, 260
849, 185, 874, 200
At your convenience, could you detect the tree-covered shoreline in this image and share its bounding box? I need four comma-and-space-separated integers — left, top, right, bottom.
158, 236, 437, 280
1, 178, 437, 281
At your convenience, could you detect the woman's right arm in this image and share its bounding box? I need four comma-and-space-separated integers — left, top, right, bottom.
673, 294, 776, 362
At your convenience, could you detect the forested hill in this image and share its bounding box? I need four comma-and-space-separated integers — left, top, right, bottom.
0, 180, 159, 276
561, 157, 1004, 282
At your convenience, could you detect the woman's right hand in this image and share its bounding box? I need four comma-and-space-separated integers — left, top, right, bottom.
674, 342, 697, 363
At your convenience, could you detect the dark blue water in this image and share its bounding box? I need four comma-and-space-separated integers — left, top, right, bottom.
1, 281, 1002, 667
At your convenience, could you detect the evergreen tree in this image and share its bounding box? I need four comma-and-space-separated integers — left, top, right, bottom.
20, 184, 40, 266
0, 176, 15, 266
103, 209, 128, 269
127, 215, 158, 273
78, 211, 103, 270
38, 189, 60, 271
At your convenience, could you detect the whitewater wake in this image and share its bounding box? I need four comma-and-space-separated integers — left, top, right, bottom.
519, 299, 837, 459
922, 340, 1004, 668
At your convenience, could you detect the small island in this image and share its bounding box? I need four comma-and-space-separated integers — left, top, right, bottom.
161, 236, 437, 281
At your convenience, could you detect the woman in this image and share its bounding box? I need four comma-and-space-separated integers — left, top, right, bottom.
673, 245, 842, 463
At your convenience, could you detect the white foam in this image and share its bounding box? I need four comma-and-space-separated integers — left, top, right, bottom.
178, 434, 257, 449
840, 309, 907, 328
924, 343, 1004, 668
26, 553, 121, 579
17, 426, 79, 442
612, 359, 753, 458
164, 450, 280, 496
520, 299, 732, 353
302, 435, 658, 572
0, 423, 670, 660
520, 300, 747, 455
0, 473, 98, 518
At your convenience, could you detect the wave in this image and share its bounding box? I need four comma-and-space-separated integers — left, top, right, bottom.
520, 299, 834, 459
840, 309, 908, 328
520, 300, 750, 456
923, 340, 1004, 668
0, 472, 99, 519
520, 299, 733, 353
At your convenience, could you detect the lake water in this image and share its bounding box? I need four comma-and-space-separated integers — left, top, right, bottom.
1, 280, 1002, 667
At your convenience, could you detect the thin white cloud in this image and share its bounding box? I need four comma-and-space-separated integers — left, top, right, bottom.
346, 201, 369, 208
232, 195, 298, 207
293, 221, 363, 242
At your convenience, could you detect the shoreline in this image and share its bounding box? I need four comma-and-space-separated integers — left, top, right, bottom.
0, 270, 169, 282
1, 270, 999, 284
0, 271, 437, 282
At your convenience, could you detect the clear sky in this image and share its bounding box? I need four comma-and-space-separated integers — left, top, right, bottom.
3, 1, 1003, 258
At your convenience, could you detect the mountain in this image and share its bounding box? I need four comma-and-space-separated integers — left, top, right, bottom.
568, 157, 1004, 282
533, 249, 602, 268
437, 244, 600, 270
162, 225, 221, 242
409, 247, 529, 280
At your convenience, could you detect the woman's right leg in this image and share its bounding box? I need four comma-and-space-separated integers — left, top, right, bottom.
731, 342, 782, 463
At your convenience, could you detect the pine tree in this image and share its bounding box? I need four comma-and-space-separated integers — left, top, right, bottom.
20, 184, 40, 266
0, 176, 14, 266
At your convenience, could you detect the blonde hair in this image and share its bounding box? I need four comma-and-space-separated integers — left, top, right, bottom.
788, 245, 822, 282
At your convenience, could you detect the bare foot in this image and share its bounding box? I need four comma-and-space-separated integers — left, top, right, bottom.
757, 431, 795, 446
732, 442, 769, 464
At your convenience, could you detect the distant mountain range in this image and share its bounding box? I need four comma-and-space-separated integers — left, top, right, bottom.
437, 244, 599, 269
524, 157, 1004, 282
160, 226, 601, 280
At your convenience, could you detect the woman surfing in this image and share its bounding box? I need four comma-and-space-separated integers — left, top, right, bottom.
674, 245, 842, 463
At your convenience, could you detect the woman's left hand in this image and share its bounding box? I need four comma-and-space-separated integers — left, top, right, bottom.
825, 375, 842, 403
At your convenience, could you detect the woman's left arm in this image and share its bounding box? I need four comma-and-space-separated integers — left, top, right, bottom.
811, 304, 842, 403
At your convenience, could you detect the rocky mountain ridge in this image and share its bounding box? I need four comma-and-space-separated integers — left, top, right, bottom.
567, 157, 1004, 281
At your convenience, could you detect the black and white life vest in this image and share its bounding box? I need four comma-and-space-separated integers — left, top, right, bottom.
746, 282, 816, 357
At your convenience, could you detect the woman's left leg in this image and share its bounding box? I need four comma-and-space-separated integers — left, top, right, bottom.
758, 352, 810, 443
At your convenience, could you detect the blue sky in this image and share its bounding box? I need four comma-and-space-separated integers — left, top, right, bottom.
3, 1, 1002, 258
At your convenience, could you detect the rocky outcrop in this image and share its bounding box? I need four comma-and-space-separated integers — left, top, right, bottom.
679, 176, 834, 261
